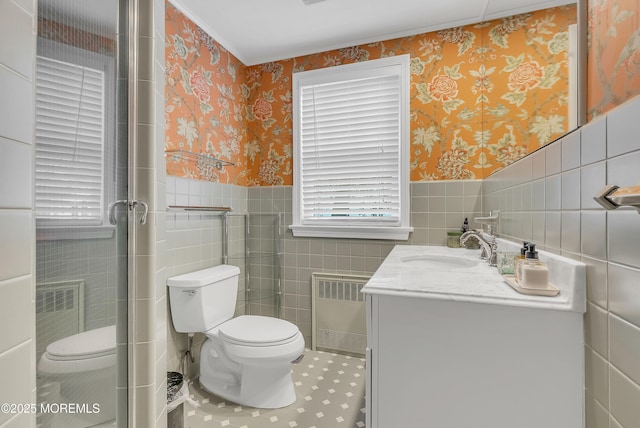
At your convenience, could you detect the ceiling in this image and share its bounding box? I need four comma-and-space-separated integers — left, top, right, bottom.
38, 0, 117, 35
169, 0, 576, 66
37, 0, 576, 66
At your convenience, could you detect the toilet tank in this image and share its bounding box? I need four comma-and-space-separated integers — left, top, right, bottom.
167, 265, 240, 333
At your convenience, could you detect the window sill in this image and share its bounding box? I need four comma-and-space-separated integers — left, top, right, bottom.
289, 225, 413, 240
36, 225, 116, 241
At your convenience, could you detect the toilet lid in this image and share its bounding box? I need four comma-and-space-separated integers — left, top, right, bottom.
219, 316, 299, 346
46, 325, 116, 361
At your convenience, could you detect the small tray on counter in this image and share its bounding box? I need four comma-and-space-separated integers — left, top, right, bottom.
503, 274, 560, 297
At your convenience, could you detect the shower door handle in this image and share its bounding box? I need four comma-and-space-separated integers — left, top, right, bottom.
108, 199, 128, 225
108, 199, 149, 225
131, 200, 149, 225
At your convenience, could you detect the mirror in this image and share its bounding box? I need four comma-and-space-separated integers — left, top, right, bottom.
409, 1, 583, 180
482, 0, 585, 176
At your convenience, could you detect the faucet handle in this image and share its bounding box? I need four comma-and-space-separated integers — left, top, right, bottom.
488, 241, 498, 267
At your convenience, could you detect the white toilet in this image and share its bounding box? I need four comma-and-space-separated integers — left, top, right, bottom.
37, 325, 116, 426
167, 264, 305, 409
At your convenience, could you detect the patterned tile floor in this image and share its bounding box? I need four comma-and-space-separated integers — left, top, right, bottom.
182, 350, 366, 428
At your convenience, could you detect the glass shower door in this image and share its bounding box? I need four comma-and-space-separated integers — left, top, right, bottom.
34, 0, 128, 426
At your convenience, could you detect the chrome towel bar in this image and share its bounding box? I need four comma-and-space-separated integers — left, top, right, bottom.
594, 184, 640, 213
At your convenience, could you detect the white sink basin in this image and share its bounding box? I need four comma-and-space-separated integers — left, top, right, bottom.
400, 255, 479, 269
363, 243, 586, 314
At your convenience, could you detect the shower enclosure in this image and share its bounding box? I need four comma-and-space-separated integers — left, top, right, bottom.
34, 0, 130, 426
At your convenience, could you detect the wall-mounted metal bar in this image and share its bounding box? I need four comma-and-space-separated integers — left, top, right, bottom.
594, 184, 640, 213
167, 205, 233, 212
165, 149, 235, 169
222, 212, 229, 265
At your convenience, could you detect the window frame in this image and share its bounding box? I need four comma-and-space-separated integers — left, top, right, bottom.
34, 38, 115, 238
290, 54, 412, 240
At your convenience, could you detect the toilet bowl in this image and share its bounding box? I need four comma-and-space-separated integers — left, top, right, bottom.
200, 315, 305, 408
38, 325, 116, 426
167, 265, 305, 409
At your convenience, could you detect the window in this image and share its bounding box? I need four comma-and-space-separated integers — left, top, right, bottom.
291, 55, 412, 240
34, 39, 113, 229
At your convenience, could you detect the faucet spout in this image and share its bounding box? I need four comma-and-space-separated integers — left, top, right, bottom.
460, 230, 497, 266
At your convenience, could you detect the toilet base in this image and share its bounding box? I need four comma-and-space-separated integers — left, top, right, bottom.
199, 340, 297, 409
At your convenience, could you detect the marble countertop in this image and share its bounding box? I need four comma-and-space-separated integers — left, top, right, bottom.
361, 240, 586, 313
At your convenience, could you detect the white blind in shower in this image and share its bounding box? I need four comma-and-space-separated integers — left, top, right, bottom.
297, 68, 402, 225
34, 55, 105, 224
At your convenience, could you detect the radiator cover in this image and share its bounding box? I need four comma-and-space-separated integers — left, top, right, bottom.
311, 273, 368, 356
35, 280, 85, 357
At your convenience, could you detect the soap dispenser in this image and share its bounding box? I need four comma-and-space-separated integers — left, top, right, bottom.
520, 244, 549, 289
514, 241, 529, 281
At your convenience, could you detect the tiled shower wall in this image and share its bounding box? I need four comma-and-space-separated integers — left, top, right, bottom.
484, 95, 640, 428
0, 0, 36, 427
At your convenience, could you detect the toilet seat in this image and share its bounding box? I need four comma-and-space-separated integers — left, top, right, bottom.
46, 325, 116, 360
218, 315, 299, 347
38, 326, 116, 375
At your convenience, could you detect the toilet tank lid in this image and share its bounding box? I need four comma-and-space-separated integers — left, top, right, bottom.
167, 264, 241, 288
46, 325, 116, 359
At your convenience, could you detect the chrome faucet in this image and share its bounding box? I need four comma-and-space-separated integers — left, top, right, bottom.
460, 230, 498, 267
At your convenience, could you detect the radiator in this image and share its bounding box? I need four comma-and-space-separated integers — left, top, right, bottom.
35, 280, 85, 357
311, 273, 368, 356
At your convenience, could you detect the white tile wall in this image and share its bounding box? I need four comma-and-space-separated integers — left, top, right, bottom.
484, 96, 640, 428
0, 211, 32, 281
610, 366, 640, 427
545, 175, 562, 210
562, 131, 581, 171
561, 169, 581, 210
608, 263, 640, 326
545, 139, 562, 175
561, 211, 581, 253
584, 346, 609, 406
585, 394, 609, 428
609, 314, 640, 385
0, 2, 36, 425
532, 149, 546, 179
0, 276, 34, 353
608, 210, 640, 268
585, 302, 608, 356
581, 115, 606, 166
584, 256, 607, 309
0, 0, 34, 79
148, 0, 167, 425
580, 161, 606, 210
0, 342, 35, 427
581, 211, 607, 259
606, 97, 640, 158
0, 138, 32, 209
0, 67, 34, 144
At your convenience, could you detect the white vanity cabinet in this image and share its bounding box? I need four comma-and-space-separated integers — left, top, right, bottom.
363, 244, 586, 428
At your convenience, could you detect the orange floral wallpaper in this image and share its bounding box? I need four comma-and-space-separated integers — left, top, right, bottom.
587, 0, 640, 119
165, 4, 575, 184
245, 6, 576, 184
165, 3, 249, 185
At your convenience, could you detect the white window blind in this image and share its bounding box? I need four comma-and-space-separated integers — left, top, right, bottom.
35, 55, 106, 225
292, 55, 412, 240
